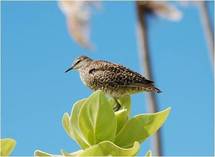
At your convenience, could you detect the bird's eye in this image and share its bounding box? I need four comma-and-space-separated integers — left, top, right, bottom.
76, 60, 81, 65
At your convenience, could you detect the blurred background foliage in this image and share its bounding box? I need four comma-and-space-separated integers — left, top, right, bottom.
0, 138, 16, 156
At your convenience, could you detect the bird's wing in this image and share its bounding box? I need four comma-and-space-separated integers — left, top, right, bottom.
89, 61, 153, 87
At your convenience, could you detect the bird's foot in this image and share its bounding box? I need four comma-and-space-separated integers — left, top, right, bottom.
113, 98, 121, 112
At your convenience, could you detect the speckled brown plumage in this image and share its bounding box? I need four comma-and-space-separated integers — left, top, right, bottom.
66, 56, 161, 99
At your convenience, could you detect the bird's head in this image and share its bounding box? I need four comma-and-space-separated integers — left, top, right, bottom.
65, 56, 92, 72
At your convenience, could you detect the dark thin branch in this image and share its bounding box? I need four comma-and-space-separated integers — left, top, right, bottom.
136, 3, 162, 156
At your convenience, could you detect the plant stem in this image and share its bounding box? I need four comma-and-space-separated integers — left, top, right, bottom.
198, 1, 214, 67
136, 3, 162, 156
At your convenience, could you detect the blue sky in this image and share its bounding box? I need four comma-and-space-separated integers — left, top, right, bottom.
2, 1, 214, 156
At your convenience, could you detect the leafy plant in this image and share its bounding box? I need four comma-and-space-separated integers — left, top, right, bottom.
145, 150, 152, 157
0, 138, 16, 156
34, 90, 171, 156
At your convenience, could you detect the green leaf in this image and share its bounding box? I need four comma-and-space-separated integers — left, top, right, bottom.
34, 150, 53, 156
69, 99, 90, 149
115, 107, 171, 147
109, 96, 131, 133
61, 141, 140, 156
78, 90, 117, 145
115, 108, 129, 133
0, 138, 16, 156
62, 113, 74, 139
145, 150, 152, 157
61, 149, 82, 156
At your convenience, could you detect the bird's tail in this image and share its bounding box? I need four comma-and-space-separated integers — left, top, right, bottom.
145, 86, 162, 93
154, 87, 162, 93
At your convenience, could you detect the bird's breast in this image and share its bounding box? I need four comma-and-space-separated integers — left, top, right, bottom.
79, 70, 96, 89
79, 72, 88, 86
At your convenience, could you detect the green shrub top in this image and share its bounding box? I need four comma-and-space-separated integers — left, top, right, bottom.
34, 90, 171, 156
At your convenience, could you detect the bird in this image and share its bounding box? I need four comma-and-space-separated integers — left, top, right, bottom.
65, 56, 161, 111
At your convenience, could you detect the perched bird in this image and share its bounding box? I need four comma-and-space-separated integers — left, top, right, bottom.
65, 56, 161, 111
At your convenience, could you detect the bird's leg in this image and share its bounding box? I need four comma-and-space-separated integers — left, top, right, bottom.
113, 98, 121, 112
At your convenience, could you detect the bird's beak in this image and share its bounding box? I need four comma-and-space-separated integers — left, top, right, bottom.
65, 66, 74, 73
